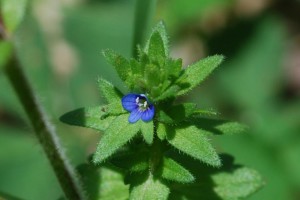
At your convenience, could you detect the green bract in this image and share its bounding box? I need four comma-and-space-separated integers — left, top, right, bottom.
61, 22, 263, 199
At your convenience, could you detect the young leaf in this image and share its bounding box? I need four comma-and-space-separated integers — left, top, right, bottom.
161, 157, 195, 183
93, 114, 140, 163
130, 174, 170, 200
154, 85, 180, 102
60, 106, 117, 131
148, 31, 166, 61
166, 126, 221, 167
102, 49, 131, 83
0, 0, 28, 35
212, 167, 264, 199
98, 78, 123, 103
164, 58, 182, 79
145, 22, 169, 57
176, 55, 224, 96
139, 120, 154, 144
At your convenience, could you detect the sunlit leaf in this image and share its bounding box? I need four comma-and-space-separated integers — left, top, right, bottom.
93, 114, 140, 163
139, 120, 154, 144
130, 174, 170, 200
98, 78, 123, 103
102, 49, 131, 84
166, 126, 221, 167
176, 55, 224, 96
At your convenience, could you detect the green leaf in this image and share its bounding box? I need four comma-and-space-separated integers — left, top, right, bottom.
148, 31, 166, 61
168, 154, 264, 200
165, 58, 182, 79
130, 174, 170, 200
102, 49, 131, 83
98, 78, 123, 103
212, 167, 264, 200
0, 41, 13, 70
157, 123, 167, 140
60, 105, 117, 131
176, 55, 224, 96
190, 117, 248, 135
161, 157, 194, 183
145, 63, 161, 86
166, 125, 221, 167
139, 120, 154, 144
78, 164, 129, 200
145, 21, 169, 57
93, 114, 140, 163
110, 151, 149, 172
0, 0, 28, 35
158, 103, 197, 124
154, 85, 180, 102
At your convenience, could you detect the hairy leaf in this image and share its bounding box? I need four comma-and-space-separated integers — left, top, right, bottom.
102, 49, 131, 83
157, 123, 167, 140
60, 106, 117, 131
130, 174, 170, 200
161, 157, 194, 183
212, 167, 264, 199
145, 21, 169, 57
176, 55, 224, 96
78, 164, 129, 200
139, 120, 154, 144
154, 85, 180, 102
110, 151, 149, 172
98, 78, 123, 103
158, 103, 197, 124
93, 114, 140, 163
190, 117, 248, 135
148, 31, 166, 62
166, 126, 221, 167
168, 154, 264, 200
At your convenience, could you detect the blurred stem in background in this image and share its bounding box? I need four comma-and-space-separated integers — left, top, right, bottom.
3, 51, 86, 200
132, 0, 157, 58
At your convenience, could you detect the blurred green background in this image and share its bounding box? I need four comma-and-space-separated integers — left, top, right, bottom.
0, 0, 300, 199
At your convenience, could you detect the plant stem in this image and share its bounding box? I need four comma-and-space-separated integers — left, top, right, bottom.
149, 118, 163, 174
132, 0, 157, 58
4, 55, 86, 200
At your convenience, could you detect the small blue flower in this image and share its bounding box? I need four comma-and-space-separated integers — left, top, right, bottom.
122, 93, 155, 123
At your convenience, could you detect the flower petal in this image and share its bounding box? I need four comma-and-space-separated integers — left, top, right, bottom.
122, 94, 138, 112
141, 105, 155, 122
129, 108, 143, 123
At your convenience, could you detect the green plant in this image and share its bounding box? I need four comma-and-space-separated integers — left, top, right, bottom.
61, 22, 264, 200
0, 0, 264, 199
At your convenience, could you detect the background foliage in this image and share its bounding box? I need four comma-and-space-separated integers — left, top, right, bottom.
0, 0, 300, 199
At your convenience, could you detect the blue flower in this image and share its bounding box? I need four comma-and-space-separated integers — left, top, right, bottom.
121, 93, 155, 123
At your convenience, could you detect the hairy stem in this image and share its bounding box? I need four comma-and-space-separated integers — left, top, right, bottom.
149, 118, 163, 174
4, 55, 86, 200
132, 0, 157, 58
